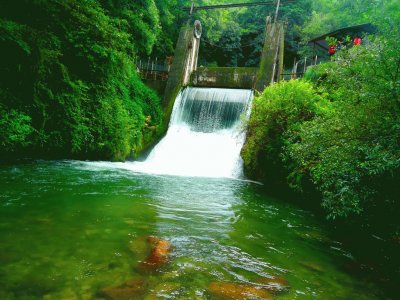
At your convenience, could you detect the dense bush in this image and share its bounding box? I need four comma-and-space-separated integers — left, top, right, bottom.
0, 0, 163, 161
290, 40, 400, 221
0, 105, 33, 152
241, 80, 326, 184
242, 22, 400, 236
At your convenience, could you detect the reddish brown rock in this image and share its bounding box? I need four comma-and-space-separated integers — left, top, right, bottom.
208, 282, 273, 300
100, 278, 146, 300
256, 276, 289, 292
139, 236, 172, 271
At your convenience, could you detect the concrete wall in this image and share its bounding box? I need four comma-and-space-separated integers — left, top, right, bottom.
190, 67, 257, 89
159, 16, 285, 134
162, 20, 201, 129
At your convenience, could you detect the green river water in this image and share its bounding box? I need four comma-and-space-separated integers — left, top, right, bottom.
0, 160, 389, 299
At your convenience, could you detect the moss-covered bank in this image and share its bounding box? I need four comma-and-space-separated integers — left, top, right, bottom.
0, 1, 163, 162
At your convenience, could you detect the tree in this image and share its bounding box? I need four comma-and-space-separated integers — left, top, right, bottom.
0, 0, 163, 160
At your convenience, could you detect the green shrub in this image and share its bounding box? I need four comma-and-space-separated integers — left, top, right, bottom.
0, 106, 33, 152
241, 80, 326, 184
243, 27, 400, 235
0, 1, 163, 160
287, 37, 400, 222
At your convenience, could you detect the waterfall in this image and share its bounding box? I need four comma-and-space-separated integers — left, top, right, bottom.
130, 87, 253, 178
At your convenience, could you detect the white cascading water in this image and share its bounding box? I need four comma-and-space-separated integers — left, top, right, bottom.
128, 87, 253, 178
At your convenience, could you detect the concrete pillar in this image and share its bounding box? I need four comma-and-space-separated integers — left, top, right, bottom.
162, 20, 201, 128
277, 23, 285, 82
255, 17, 284, 92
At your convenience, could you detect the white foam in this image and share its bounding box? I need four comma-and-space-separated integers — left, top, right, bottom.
76, 87, 253, 179
129, 87, 253, 178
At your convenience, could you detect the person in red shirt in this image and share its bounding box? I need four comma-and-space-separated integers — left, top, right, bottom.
328, 45, 336, 56
354, 37, 362, 46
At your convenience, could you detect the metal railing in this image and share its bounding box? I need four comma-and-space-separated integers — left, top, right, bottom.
136, 57, 172, 81
281, 55, 325, 80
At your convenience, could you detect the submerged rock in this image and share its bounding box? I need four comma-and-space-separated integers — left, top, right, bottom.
208, 282, 273, 300
139, 236, 172, 272
100, 277, 147, 300
256, 276, 289, 292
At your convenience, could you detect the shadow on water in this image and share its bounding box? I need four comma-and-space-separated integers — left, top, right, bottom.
238, 183, 399, 300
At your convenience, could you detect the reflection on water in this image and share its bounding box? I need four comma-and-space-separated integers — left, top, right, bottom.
0, 161, 386, 299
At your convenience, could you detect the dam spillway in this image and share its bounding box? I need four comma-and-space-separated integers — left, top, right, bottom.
131, 87, 253, 178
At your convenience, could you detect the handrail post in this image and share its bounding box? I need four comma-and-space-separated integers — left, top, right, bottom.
274, 0, 281, 23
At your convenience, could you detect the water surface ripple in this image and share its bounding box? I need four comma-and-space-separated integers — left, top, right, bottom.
0, 161, 384, 299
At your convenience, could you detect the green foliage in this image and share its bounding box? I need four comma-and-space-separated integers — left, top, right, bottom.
301, 0, 385, 41
243, 14, 400, 235
100, 0, 161, 56
163, 0, 313, 67
0, 0, 163, 160
230, 0, 312, 66
298, 0, 399, 58
241, 80, 325, 183
287, 33, 400, 221
325, 36, 337, 46
204, 22, 243, 67
0, 105, 33, 152
152, 0, 180, 57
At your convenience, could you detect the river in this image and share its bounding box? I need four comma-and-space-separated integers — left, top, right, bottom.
0, 160, 386, 299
